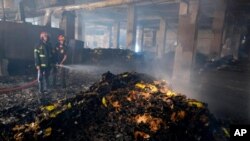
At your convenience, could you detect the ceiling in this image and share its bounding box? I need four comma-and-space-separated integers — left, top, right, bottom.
0, 0, 250, 30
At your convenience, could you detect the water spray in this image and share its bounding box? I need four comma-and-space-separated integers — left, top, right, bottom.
56, 64, 74, 70
56, 64, 106, 72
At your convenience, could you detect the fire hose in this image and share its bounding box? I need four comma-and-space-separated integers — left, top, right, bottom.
0, 65, 68, 94
0, 79, 38, 94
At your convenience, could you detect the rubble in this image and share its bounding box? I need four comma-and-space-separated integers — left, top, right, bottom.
199, 55, 248, 73
0, 72, 229, 141
82, 48, 143, 68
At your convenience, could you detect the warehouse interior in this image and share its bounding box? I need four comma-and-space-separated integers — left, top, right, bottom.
0, 0, 250, 140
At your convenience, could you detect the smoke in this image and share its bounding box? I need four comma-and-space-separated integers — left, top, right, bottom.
60, 56, 250, 123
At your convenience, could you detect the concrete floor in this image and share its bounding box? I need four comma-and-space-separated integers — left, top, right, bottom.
200, 71, 250, 123
1, 62, 250, 125
172, 67, 250, 124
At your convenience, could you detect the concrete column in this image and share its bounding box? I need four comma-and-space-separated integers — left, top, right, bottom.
3, 0, 14, 8
172, 0, 200, 81
108, 25, 112, 48
18, 1, 25, 22
126, 4, 137, 51
75, 12, 86, 45
0, 60, 2, 76
137, 26, 144, 52
152, 29, 157, 47
60, 11, 76, 40
157, 18, 167, 57
44, 10, 53, 27
82, 21, 86, 43
1, 0, 6, 21
113, 22, 120, 48
140, 27, 144, 51
75, 12, 84, 41
231, 26, 242, 60
210, 0, 226, 58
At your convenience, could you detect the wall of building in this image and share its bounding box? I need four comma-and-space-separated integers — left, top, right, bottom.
142, 29, 213, 56
196, 30, 213, 55
166, 30, 178, 53
85, 34, 109, 48
82, 27, 215, 57
0, 21, 63, 60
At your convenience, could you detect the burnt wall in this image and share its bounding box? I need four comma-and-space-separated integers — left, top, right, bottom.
0, 21, 64, 75
0, 21, 64, 60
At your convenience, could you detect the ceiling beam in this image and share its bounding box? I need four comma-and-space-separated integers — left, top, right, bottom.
41, 0, 179, 12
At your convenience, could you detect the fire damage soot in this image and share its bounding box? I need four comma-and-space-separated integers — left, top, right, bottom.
0, 72, 229, 141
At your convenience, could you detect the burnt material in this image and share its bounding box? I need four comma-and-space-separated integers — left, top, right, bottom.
0, 72, 228, 141
81, 48, 143, 68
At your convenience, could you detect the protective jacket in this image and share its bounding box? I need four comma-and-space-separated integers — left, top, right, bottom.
52, 42, 68, 64
34, 41, 52, 68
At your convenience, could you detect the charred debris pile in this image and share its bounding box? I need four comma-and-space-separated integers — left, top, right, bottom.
82, 48, 143, 67
0, 72, 229, 141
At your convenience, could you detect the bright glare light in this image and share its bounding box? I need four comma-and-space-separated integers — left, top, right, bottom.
135, 43, 140, 53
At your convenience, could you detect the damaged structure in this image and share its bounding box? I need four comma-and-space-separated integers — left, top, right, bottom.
0, 0, 250, 141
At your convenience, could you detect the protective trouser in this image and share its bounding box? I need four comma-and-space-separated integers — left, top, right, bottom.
37, 68, 50, 93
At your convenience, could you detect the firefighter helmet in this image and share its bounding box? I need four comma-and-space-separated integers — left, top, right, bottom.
40, 32, 48, 40
58, 35, 65, 41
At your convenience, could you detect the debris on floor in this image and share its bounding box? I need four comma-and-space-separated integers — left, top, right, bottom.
0, 72, 229, 141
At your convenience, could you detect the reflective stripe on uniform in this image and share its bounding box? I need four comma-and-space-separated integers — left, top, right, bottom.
34, 49, 40, 53
39, 54, 46, 57
41, 64, 47, 67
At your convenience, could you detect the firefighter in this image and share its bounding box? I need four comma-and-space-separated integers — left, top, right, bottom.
52, 35, 68, 88
34, 32, 52, 93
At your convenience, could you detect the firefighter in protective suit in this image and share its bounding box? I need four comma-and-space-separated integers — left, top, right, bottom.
34, 32, 52, 93
52, 35, 67, 88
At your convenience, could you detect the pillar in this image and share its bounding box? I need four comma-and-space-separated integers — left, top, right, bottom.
1, 0, 6, 21
3, 0, 14, 8
157, 18, 167, 57
231, 26, 242, 60
0, 60, 2, 76
75, 11, 86, 45
172, 0, 200, 81
210, 0, 226, 58
60, 11, 76, 40
75, 11, 84, 41
60, 11, 76, 64
0, 23, 5, 76
126, 4, 137, 51
137, 26, 144, 52
44, 10, 53, 27
108, 25, 112, 48
19, 1, 25, 22
113, 22, 120, 48
152, 29, 157, 47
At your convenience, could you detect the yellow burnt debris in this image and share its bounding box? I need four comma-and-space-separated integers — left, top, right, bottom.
102, 97, 108, 107
44, 127, 52, 137
187, 100, 204, 108
2, 72, 226, 141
